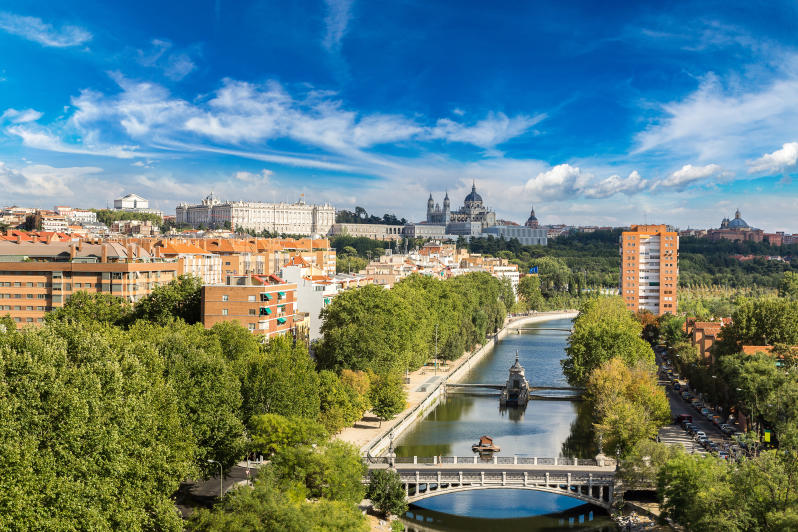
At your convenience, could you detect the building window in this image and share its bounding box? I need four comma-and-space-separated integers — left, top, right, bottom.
222, 309, 228, 316
222, 295, 229, 301
249, 309, 256, 315
248, 323, 255, 330
248, 295, 256, 302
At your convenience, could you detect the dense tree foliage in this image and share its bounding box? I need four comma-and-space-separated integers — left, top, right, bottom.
133, 275, 203, 325
0, 323, 192, 531
92, 208, 163, 226
369, 373, 407, 426
367, 469, 408, 517
712, 297, 798, 358
779, 271, 798, 299
562, 297, 655, 386
465, 230, 798, 292
658, 446, 798, 531
317, 272, 507, 376
188, 469, 368, 532
586, 358, 670, 456
45, 290, 132, 326
335, 206, 407, 225
250, 414, 327, 457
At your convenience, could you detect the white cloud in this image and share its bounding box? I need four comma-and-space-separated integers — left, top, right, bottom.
0, 161, 103, 198
6, 125, 148, 159
522, 164, 592, 201
748, 142, 798, 174
234, 169, 273, 183
584, 170, 647, 198
659, 163, 722, 189
322, 0, 354, 52
635, 63, 798, 161
1, 108, 42, 123
0, 12, 91, 48
431, 112, 545, 149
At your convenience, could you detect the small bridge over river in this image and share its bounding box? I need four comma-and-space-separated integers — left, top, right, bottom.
365, 456, 616, 509
445, 383, 583, 400
508, 326, 574, 333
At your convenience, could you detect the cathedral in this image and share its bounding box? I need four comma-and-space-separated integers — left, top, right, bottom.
426, 182, 497, 229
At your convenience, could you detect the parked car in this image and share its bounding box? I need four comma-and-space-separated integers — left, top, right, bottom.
676, 413, 693, 424
700, 407, 712, 417
695, 431, 707, 439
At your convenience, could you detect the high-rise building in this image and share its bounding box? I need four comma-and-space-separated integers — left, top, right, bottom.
619, 224, 678, 316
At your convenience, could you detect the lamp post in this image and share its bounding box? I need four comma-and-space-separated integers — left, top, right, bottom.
207, 459, 223, 499
389, 431, 396, 469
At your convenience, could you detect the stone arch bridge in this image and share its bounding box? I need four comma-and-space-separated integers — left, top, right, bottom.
365, 456, 616, 509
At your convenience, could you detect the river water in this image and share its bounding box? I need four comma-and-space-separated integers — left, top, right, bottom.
395, 318, 618, 531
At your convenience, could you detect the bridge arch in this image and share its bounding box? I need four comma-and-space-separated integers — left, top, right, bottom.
404, 482, 612, 509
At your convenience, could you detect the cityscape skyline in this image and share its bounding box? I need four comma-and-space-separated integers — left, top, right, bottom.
1, 2, 798, 231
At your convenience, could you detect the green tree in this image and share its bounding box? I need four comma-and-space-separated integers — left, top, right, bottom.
369, 373, 407, 426
586, 358, 671, 456
517, 275, 544, 310
133, 274, 203, 324
45, 291, 131, 326
316, 284, 416, 374
367, 469, 408, 517
240, 335, 320, 424
189, 470, 368, 532
562, 297, 655, 386
249, 413, 327, 457
135, 321, 247, 477
778, 271, 798, 299
0, 324, 193, 531
657, 452, 738, 531
272, 441, 366, 505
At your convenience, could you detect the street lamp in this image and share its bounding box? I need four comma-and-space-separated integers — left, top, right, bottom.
207, 459, 223, 499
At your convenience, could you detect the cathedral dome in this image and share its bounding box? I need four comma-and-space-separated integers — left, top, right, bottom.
727, 209, 749, 229
464, 183, 483, 204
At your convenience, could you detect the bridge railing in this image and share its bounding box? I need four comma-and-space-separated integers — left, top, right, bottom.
365, 456, 602, 467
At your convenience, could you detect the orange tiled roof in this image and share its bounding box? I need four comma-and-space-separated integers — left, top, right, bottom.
159, 242, 209, 255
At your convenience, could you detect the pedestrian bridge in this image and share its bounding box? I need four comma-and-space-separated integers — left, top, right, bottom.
365, 456, 616, 509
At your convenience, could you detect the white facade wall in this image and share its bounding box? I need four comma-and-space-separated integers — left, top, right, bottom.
176, 200, 335, 235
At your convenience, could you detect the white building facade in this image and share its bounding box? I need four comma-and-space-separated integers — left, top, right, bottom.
176, 193, 335, 236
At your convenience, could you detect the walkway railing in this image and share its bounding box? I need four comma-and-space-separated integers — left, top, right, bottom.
366, 456, 606, 467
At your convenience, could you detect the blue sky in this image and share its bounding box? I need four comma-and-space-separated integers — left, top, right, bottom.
1, 1, 797, 231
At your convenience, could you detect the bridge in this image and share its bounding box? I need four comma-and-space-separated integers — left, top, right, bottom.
508, 326, 574, 333
365, 456, 617, 509
445, 383, 583, 400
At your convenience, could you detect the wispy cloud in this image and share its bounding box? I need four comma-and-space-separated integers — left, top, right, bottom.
6, 125, 149, 159
322, 0, 354, 52
0, 161, 103, 198
0, 12, 91, 48
136, 39, 197, 81
634, 57, 798, 162
1, 108, 42, 123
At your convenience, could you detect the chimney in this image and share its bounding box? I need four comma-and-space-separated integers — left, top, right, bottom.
69, 243, 76, 261
127, 243, 135, 262
101, 244, 108, 263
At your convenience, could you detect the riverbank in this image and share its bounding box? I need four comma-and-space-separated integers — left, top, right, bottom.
335, 310, 578, 456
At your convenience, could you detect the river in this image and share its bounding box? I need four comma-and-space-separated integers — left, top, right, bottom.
394, 318, 618, 531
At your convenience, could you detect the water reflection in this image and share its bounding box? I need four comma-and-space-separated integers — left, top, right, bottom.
401, 490, 616, 532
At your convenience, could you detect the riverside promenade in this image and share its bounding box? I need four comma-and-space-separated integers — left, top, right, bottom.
335, 310, 578, 456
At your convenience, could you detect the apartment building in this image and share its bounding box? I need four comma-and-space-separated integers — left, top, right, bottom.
620, 224, 679, 316
201, 274, 296, 338
0, 241, 178, 328
155, 242, 222, 285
